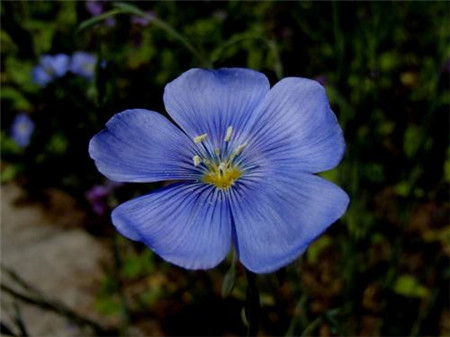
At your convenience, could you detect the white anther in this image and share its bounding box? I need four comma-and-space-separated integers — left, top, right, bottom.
193, 155, 202, 167
234, 142, 247, 155
194, 133, 208, 144
224, 126, 233, 142
218, 162, 226, 174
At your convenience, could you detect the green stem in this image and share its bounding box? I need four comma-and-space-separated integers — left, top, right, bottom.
210, 33, 283, 77
285, 292, 308, 337
267, 39, 283, 79
151, 16, 209, 67
113, 3, 208, 67
245, 268, 260, 336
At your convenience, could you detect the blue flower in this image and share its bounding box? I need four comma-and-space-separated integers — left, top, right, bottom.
85, 0, 115, 27
85, 0, 104, 16
85, 180, 122, 216
31, 54, 70, 86
11, 113, 34, 148
69, 52, 97, 80
89, 68, 349, 274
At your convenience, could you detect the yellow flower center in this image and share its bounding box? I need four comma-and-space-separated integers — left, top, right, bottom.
192, 125, 246, 191
203, 163, 242, 190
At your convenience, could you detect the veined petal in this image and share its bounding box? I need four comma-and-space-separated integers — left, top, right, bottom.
241, 78, 345, 173
112, 182, 232, 269
163, 68, 270, 149
230, 171, 349, 274
89, 109, 199, 182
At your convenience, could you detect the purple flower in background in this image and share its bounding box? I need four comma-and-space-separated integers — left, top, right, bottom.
89, 68, 349, 274
86, 180, 122, 216
85, 0, 103, 16
11, 113, 34, 148
85, 0, 115, 27
70, 52, 97, 80
31, 54, 70, 86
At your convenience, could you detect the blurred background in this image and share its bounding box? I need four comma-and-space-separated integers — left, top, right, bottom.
1, 1, 449, 336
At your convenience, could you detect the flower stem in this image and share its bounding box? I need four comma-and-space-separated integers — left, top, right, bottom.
244, 268, 260, 336
210, 32, 283, 78
113, 3, 209, 67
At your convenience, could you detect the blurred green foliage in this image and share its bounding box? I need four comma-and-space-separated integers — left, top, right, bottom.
1, 1, 449, 336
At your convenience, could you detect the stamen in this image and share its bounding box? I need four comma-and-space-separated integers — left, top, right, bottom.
218, 162, 226, 174
215, 148, 220, 157
229, 142, 247, 162
194, 133, 208, 144
224, 126, 233, 142
193, 155, 202, 167
234, 142, 247, 156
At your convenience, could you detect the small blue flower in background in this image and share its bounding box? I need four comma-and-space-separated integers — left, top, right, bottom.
31, 54, 70, 86
11, 113, 35, 148
69, 52, 97, 80
85, 0, 115, 27
85, 180, 122, 216
89, 68, 349, 274
85, 0, 103, 16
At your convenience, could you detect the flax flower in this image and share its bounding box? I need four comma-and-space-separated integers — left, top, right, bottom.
89, 68, 349, 273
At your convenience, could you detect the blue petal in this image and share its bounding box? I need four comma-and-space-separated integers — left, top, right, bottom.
50, 54, 70, 77
241, 78, 345, 173
89, 109, 200, 182
230, 171, 349, 273
11, 113, 34, 148
112, 182, 232, 269
31, 66, 52, 86
70, 52, 96, 79
163, 68, 270, 149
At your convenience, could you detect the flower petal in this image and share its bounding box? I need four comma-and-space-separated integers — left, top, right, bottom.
31, 66, 52, 86
89, 109, 199, 182
241, 78, 345, 173
230, 171, 349, 273
112, 183, 232, 269
163, 68, 270, 149
51, 54, 70, 77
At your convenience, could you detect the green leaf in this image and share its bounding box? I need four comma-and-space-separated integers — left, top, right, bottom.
307, 235, 332, 264
222, 253, 237, 298
47, 133, 68, 155
1, 87, 32, 110
393, 275, 429, 299
394, 181, 410, 197
403, 125, 421, 158
1, 164, 20, 183
113, 2, 147, 17
221, 263, 236, 298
